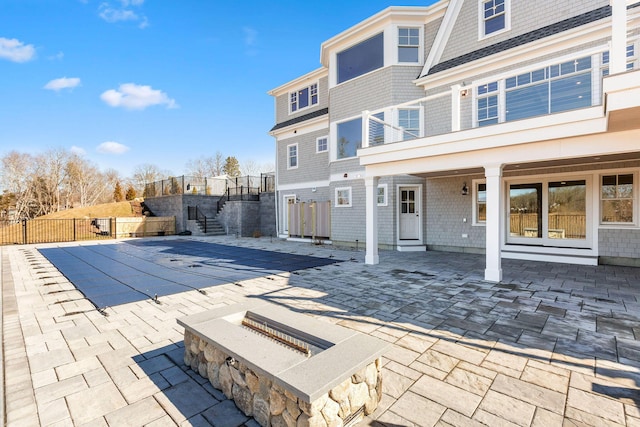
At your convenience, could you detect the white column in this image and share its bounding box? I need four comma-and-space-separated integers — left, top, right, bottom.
610, 0, 628, 75
484, 165, 503, 282
362, 110, 371, 149
364, 176, 379, 265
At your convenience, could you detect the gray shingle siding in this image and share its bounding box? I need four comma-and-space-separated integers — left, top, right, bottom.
426, 176, 485, 249
433, 0, 610, 74
277, 129, 329, 185
599, 229, 640, 258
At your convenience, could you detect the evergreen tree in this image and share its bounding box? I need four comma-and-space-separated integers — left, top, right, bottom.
125, 184, 136, 200
113, 181, 124, 202
223, 156, 241, 177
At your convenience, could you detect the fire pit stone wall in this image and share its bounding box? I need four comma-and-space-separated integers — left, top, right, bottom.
178, 300, 389, 427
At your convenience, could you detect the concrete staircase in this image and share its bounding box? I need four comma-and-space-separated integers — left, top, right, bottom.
194, 216, 226, 236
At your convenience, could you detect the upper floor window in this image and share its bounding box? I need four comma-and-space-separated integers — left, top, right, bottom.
398, 109, 420, 140
316, 136, 328, 153
290, 83, 318, 113
602, 44, 637, 77
481, 0, 508, 38
477, 81, 498, 126
398, 27, 420, 63
601, 174, 634, 224
474, 54, 598, 127
287, 143, 298, 169
505, 56, 591, 122
337, 33, 384, 84
336, 117, 362, 159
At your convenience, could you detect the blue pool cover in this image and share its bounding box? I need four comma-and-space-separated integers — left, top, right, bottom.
38, 239, 341, 308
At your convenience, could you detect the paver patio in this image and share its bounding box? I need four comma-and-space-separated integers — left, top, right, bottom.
1, 236, 639, 426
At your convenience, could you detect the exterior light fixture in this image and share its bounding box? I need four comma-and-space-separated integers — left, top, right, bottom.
461, 182, 469, 195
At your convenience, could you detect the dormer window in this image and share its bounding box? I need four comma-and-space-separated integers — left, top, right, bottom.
290, 83, 318, 113
481, 0, 509, 38
398, 27, 420, 63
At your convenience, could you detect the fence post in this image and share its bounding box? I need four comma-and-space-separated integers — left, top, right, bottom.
22, 219, 27, 244
73, 218, 77, 241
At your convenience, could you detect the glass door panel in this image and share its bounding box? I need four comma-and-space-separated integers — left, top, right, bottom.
509, 183, 542, 238
548, 180, 586, 240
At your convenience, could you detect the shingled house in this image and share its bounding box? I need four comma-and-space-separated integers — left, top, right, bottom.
269, 0, 640, 282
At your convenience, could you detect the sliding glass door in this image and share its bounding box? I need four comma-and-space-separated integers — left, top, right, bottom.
508, 178, 590, 248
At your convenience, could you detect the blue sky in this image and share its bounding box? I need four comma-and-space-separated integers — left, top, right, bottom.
0, 0, 435, 178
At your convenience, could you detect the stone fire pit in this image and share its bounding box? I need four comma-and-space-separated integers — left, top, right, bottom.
178, 299, 389, 427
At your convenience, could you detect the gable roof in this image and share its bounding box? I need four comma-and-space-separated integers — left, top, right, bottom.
270, 107, 329, 132
423, 5, 613, 78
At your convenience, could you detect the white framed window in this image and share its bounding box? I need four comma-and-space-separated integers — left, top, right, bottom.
398, 27, 420, 63
476, 81, 499, 127
601, 43, 637, 77
479, 0, 509, 39
287, 143, 298, 169
290, 83, 318, 114
601, 173, 634, 224
473, 180, 486, 225
473, 53, 597, 127
316, 136, 328, 153
335, 187, 352, 207
377, 184, 388, 206
507, 176, 591, 248
398, 108, 420, 140
336, 117, 362, 159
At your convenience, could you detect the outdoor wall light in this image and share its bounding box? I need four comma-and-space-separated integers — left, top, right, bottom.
461, 182, 469, 196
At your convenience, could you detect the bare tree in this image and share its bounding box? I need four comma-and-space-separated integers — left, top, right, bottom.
213, 151, 224, 176
0, 151, 36, 218
240, 159, 260, 176
132, 163, 166, 196
185, 150, 226, 178
65, 154, 114, 207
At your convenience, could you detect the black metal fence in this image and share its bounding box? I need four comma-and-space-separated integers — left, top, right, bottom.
0, 218, 115, 246
144, 174, 275, 198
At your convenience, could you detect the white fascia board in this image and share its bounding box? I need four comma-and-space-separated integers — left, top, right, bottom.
276, 180, 330, 191
362, 126, 640, 179
269, 116, 328, 139
421, 0, 463, 76
320, 4, 446, 66
358, 106, 607, 168
415, 19, 612, 88
360, 106, 607, 165
268, 68, 328, 97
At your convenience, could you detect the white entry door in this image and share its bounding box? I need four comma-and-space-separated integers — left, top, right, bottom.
399, 186, 421, 240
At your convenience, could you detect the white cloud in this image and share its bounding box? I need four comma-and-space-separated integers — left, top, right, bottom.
70, 146, 86, 155
100, 83, 177, 110
47, 51, 64, 61
243, 27, 257, 46
44, 77, 81, 91
0, 37, 36, 63
97, 141, 130, 154
98, 1, 148, 28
